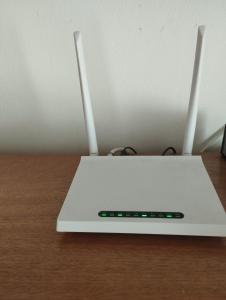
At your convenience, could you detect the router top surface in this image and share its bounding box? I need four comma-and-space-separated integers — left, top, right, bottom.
57, 156, 226, 236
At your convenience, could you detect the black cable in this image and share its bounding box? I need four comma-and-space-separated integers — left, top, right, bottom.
161, 147, 177, 156
121, 146, 137, 155
112, 146, 176, 156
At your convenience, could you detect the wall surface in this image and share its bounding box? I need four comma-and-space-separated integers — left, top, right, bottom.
0, 0, 225, 154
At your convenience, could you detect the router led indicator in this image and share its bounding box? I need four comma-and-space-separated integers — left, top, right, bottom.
141, 214, 148, 217
166, 213, 173, 218
98, 211, 184, 219
100, 212, 107, 217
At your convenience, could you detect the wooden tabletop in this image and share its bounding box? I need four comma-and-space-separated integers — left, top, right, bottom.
0, 153, 226, 300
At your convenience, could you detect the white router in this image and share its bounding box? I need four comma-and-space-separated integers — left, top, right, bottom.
57, 26, 226, 236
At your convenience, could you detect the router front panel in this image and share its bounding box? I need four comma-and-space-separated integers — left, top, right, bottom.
57, 156, 226, 236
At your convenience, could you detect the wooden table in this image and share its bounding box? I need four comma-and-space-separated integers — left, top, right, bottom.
0, 154, 226, 300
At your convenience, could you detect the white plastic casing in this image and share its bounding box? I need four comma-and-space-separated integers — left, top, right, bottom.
57, 156, 226, 236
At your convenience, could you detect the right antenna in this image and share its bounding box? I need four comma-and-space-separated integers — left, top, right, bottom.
74, 31, 99, 156
182, 26, 206, 155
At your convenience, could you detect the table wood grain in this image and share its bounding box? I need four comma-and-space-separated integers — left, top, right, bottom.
0, 154, 226, 300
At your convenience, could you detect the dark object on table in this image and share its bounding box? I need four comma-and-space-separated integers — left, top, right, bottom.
221, 124, 226, 158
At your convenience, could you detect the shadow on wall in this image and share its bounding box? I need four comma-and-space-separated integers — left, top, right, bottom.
1, 28, 44, 151
1, 22, 120, 154
1, 28, 48, 153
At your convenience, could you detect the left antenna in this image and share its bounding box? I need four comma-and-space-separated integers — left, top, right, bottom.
74, 31, 99, 156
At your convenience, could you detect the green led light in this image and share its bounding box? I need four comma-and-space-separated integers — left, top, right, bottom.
166, 214, 173, 218
98, 211, 184, 219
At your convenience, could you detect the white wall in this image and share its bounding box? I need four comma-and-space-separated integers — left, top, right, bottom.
0, 0, 225, 154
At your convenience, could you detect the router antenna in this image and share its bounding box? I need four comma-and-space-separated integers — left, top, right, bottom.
182, 26, 206, 155
73, 31, 99, 156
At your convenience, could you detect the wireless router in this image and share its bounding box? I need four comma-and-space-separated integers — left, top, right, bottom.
57, 26, 226, 236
